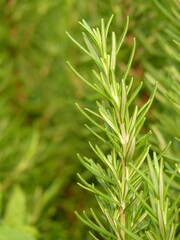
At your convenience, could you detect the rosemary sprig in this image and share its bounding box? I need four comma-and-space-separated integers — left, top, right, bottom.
67, 15, 179, 240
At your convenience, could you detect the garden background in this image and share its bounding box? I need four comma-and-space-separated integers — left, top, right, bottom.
0, 0, 179, 239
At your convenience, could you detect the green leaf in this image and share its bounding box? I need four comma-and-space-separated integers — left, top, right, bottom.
0, 225, 35, 240
83, 32, 100, 64
105, 14, 114, 38
122, 38, 136, 82
116, 16, 129, 54
4, 186, 26, 228
111, 32, 116, 71
145, 230, 158, 240
75, 210, 116, 239
127, 82, 143, 107
66, 31, 92, 58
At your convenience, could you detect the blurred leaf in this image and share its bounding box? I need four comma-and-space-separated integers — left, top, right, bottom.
4, 185, 26, 227
0, 225, 35, 240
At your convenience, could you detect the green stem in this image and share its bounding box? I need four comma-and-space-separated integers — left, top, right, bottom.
114, 104, 127, 239
120, 158, 126, 239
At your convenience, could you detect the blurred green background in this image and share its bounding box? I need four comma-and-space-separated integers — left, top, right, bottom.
0, 0, 179, 239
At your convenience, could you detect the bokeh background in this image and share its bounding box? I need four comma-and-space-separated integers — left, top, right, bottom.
0, 0, 179, 239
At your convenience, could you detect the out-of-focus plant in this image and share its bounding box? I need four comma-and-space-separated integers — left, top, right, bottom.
146, 0, 180, 151
142, 0, 180, 192
0, 1, 99, 239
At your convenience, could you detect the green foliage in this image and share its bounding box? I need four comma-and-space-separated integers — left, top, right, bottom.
68, 14, 179, 240
0, 1, 92, 239
145, 0, 180, 152
141, 0, 180, 195
0, 0, 179, 239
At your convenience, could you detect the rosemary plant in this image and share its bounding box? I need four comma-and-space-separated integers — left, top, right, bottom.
67, 16, 179, 239
144, 0, 180, 202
